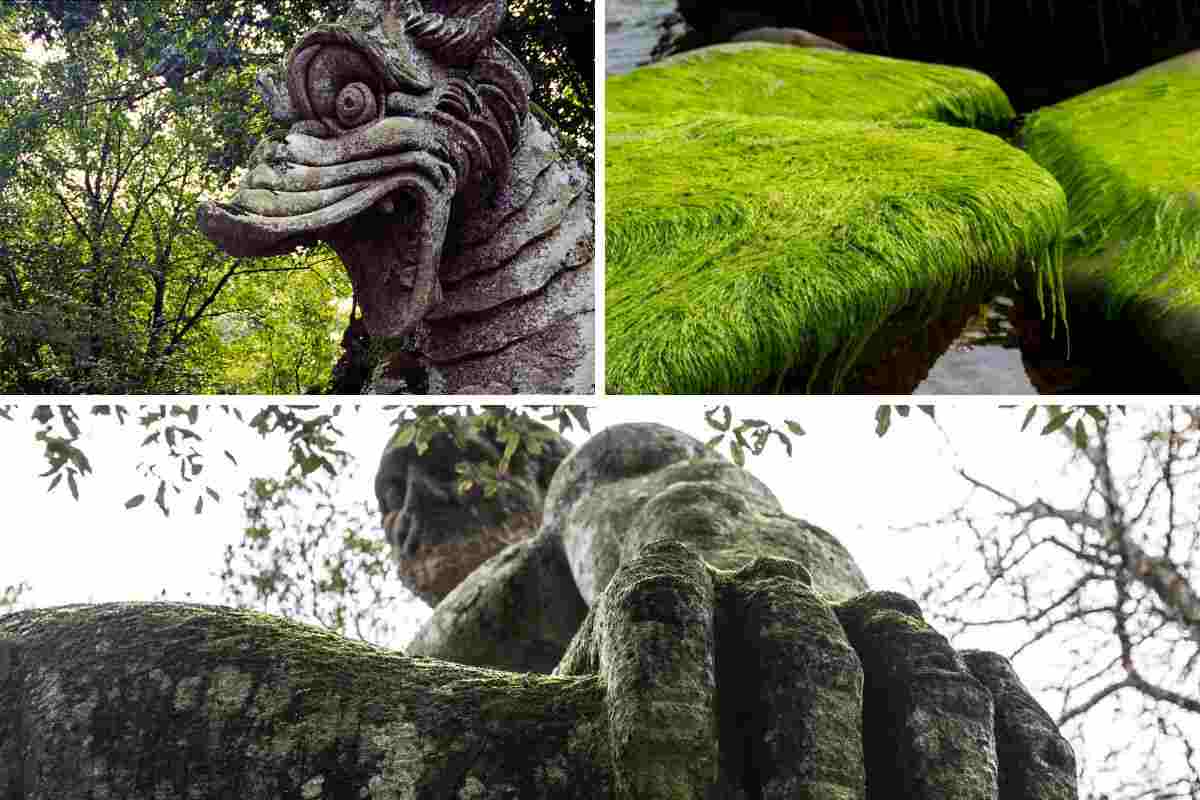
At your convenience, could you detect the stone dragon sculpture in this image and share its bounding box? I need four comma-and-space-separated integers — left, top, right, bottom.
198, 0, 594, 393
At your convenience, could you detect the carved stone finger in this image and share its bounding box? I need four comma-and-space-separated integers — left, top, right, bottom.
836, 591, 1000, 799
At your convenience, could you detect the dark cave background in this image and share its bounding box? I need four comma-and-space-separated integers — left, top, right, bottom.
674, 1, 1200, 111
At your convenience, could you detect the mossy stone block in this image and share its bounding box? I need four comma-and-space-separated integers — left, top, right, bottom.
608, 43, 1016, 131
606, 44, 1066, 394
1023, 53, 1200, 387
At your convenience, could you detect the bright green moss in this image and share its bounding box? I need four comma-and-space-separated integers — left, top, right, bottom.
607, 112, 1066, 394
1024, 62, 1200, 317
608, 44, 1016, 131
606, 44, 1067, 394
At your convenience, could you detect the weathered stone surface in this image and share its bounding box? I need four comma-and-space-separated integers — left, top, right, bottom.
729, 27, 849, 51
597, 539, 720, 798
714, 556, 865, 798
963, 650, 1078, 800
0, 603, 613, 799
405, 534, 588, 673
835, 592, 999, 799
606, 45, 1066, 394
198, 0, 594, 394
545, 423, 869, 604
0, 423, 1078, 798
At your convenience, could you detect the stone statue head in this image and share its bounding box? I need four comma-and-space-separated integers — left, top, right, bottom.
198, 0, 531, 340
375, 415, 570, 605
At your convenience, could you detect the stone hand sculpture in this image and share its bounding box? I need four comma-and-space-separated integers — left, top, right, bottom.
198, 0, 594, 394
402, 422, 1079, 798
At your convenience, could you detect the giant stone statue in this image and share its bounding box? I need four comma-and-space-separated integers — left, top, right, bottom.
0, 422, 1077, 798
198, 0, 594, 394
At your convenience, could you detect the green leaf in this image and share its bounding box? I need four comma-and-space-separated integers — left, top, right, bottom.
1021, 406, 1038, 432
1084, 406, 1107, 422
155, 480, 169, 517
895, 405, 910, 418
392, 426, 416, 449
875, 406, 892, 437
729, 439, 745, 468
1074, 419, 1088, 449
706, 405, 732, 433
67, 470, 78, 501
1041, 411, 1073, 436
706, 434, 724, 449
125, 494, 145, 509
918, 405, 935, 420
500, 433, 519, 473
785, 420, 806, 436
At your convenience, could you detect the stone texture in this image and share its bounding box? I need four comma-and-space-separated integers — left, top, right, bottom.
729, 26, 849, 51
963, 651, 1078, 800
198, 0, 594, 394
836, 592, 999, 799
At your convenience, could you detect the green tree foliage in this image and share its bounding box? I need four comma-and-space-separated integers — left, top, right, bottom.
703, 403, 1112, 466
6, 403, 589, 516
0, 0, 592, 392
0, 580, 32, 612
222, 405, 590, 648
221, 451, 411, 646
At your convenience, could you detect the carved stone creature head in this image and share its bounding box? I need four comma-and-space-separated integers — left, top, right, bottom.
198, 0, 531, 339
375, 416, 570, 605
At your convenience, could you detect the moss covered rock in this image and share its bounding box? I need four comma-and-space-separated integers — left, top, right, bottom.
1021, 52, 1200, 389
606, 43, 1067, 394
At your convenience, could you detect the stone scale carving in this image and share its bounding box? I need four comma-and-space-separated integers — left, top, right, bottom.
198, 0, 594, 393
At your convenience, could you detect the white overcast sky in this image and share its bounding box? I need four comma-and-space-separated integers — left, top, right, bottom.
0, 399, 1083, 645
1, 400, 1192, 794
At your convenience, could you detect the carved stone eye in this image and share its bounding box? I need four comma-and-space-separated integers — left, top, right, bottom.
336, 81, 376, 127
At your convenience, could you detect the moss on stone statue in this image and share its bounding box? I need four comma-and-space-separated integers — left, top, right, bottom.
0, 602, 612, 798
1022, 57, 1200, 386
606, 44, 1068, 394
